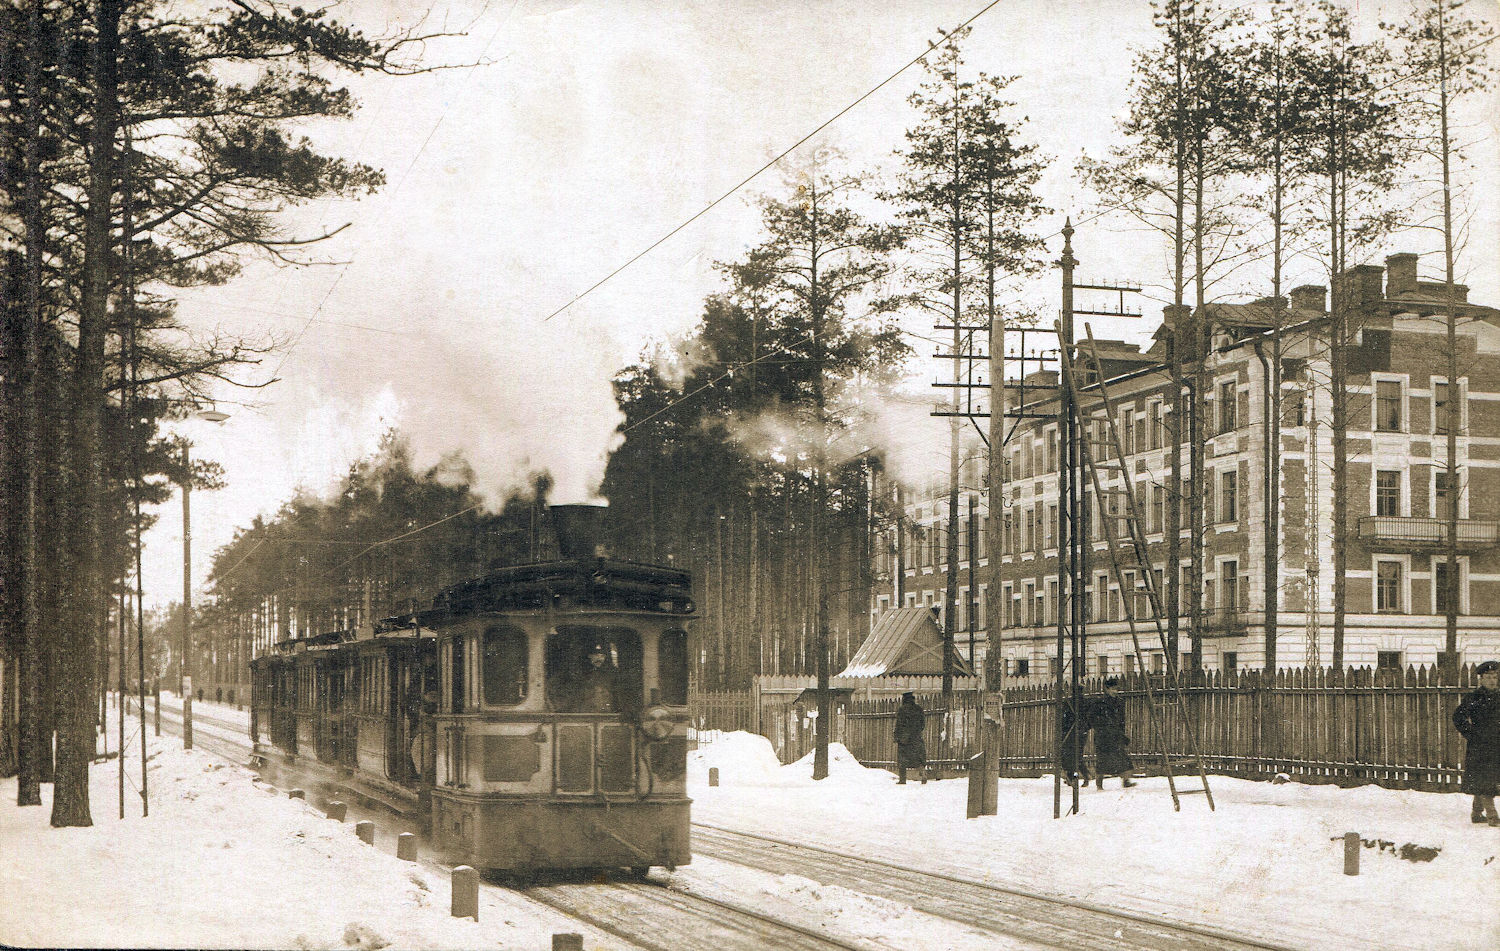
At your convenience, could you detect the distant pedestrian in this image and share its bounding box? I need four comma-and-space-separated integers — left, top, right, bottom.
1060, 688, 1090, 786
1453, 660, 1500, 826
1091, 677, 1135, 789
894, 692, 927, 785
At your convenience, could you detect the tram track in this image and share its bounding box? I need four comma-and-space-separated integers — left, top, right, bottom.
139, 706, 1288, 950
521, 877, 882, 951
690, 824, 1296, 951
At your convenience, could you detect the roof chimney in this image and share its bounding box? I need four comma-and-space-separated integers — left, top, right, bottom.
1385, 253, 1418, 297
1335, 265, 1384, 308
551, 504, 610, 560
1289, 285, 1326, 314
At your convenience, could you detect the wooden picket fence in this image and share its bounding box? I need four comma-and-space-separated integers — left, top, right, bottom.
690, 664, 1488, 790
979, 664, 1482, 790
842, 694, 983, 770
688, 689, 757, 744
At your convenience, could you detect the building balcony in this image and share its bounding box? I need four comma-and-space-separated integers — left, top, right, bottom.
1358, 516, 1500, 552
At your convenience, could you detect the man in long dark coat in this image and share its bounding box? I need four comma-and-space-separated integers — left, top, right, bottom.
1454, 660, 1500, 826
1091, 677, 1135, 789
894, 692, 927, 785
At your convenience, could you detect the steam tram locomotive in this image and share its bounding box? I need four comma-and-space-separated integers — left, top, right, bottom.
249, 505, 695, 874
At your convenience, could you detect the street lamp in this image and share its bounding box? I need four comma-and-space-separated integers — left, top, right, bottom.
180, 406, 228, 750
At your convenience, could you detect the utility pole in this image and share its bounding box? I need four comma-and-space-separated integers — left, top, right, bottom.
181, 444, 193, 751
1057, 220, 1078, 820
1056, 219, 1142, 818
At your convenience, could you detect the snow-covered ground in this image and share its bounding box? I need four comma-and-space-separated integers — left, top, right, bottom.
692, 733, 1500, 951
3, 704, 1497, 950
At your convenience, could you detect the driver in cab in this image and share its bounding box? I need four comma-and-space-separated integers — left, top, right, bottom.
579, 644, 619, 713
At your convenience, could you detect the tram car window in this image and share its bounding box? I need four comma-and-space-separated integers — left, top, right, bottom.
481, 624, 527, 705
546, 626, 643, 716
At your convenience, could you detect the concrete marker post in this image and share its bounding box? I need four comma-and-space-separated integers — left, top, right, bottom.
326, 801, 347, 822
1343, 832, 1360, 876
452, 866, 479, 920
708, 766, 719, 787
356, 820, 375, 845
552, 934, 583, 951
397, 832, 418, 861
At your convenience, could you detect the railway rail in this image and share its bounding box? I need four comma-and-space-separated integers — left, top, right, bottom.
139, 701, 1290, 951
523, 878, 879, 951
690, 825, 1294, 951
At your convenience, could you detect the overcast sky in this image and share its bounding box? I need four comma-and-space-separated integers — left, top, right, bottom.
141, 0, 1500, 612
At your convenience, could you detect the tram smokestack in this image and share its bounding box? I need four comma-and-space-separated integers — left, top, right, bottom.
551, 504, 610, 560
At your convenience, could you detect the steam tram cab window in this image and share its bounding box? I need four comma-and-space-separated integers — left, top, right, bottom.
481, 624, 528, 705
659, 629, 689, 706
547, 626, 643, 715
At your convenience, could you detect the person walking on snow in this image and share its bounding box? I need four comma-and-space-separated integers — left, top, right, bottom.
1454, 660, 1500, 826
894, 692, 927, 784
1091, 677, 1136, 789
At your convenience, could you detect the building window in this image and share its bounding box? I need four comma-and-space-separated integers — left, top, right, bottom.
1122, 409, 1136, 456
1151, 652, 1165, 674
1220, 471, 1238, 523
1218, 380, 1237, 434
1097, 654, 1109, 676
1035, 586, 1046, 627
1024, 582, 1036, 627
1433, 558, 1467, 616
1152, 484, 1165, 533
1014, 658, 1030, 677
1047, 579, 1058, 625
1375, 379, 1403, 432
1284, 390, 1305, 427
1432, 379, 1466, 434
1222, 652, 1238, 673
1434, 468, 1465, 519
1149, 399, 1164, 449
1046, 503, 1058, 549
1376, 650, 1403, 671
1375, 470, 1401, 518
1045, 427, 1058, 472
1219, 560, 1239, 616
1376, 560, 1404, 613
1124, 653, 1135, 676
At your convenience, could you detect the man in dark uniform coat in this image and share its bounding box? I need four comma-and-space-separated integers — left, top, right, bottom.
579, 645, 618, 713
1091, 677, 1136, 789
894, 692, 927, 784
1454, 659, 1500, 826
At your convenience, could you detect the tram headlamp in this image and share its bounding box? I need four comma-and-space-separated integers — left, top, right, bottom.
638, 704, 675, 742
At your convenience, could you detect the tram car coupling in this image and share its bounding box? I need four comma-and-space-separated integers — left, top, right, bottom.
250, 503, 696, 875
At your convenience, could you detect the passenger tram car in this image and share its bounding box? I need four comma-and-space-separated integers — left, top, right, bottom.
249, 504, 695, 874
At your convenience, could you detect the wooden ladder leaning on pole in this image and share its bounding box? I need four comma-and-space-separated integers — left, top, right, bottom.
1055, 322, 1215, 812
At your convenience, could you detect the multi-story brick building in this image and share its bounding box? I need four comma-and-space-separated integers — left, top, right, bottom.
873, 253, 1500, 681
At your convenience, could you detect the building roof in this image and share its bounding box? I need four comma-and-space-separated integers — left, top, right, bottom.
839, 606, 975, 678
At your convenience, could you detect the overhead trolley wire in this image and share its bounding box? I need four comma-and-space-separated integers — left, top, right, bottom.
541, 0, 1009, 322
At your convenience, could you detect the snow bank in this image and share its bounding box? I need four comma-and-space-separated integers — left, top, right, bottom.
688, 731, 790, 786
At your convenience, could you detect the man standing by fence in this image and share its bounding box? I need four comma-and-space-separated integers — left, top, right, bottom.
895, 692, 927, 785
1454, 660, 1500, 826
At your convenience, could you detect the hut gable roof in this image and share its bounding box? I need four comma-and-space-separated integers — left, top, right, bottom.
839, 607, 975, 678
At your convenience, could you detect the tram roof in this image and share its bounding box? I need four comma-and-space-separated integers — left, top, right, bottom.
403, 556, 695, 626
